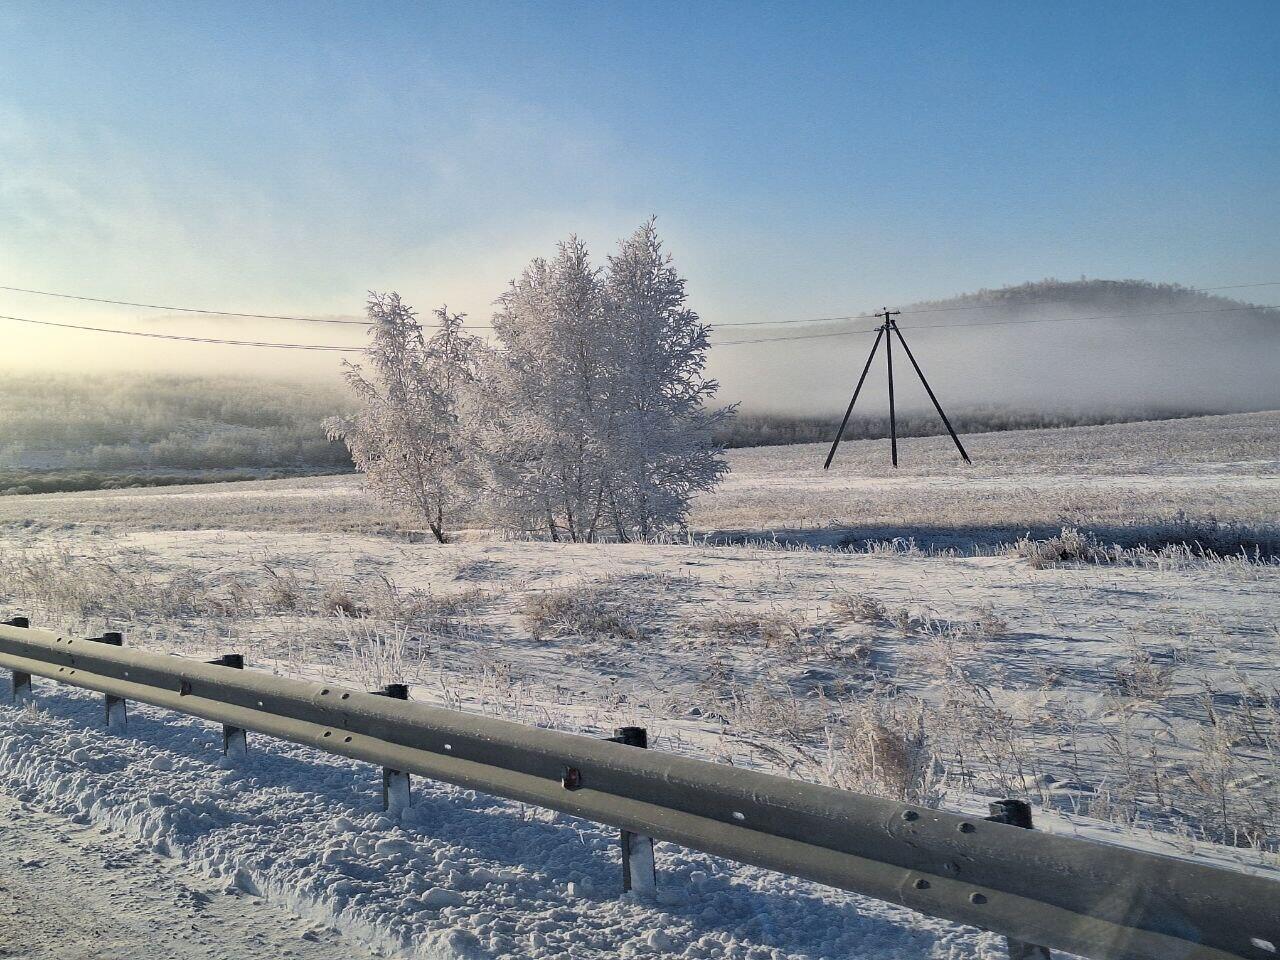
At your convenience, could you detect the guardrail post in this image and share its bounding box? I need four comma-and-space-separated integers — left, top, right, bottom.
372, 683, 411, 815
612, 726, 657, 896
4, 617, 32, 704
987, 800, 1052, 960
89, 632, 127, 730
207, 654, 247, 757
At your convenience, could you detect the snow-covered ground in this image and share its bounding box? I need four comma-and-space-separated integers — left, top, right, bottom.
2, 410, 1275, 540
0, 685, 1012, 959
0, 411, 1277, 958
0, 789, 368, 960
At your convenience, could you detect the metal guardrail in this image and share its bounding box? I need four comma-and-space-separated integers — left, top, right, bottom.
1, 619, 1277, 960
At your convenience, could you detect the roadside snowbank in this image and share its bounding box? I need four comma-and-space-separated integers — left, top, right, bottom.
0, 685, 1007, 959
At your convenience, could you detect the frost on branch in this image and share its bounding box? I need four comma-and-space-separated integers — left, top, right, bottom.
325, 292, 484, 543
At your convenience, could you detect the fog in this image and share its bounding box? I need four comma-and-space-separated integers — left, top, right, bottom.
0, 313, 363, 382
709, 296, 1280, 418
4, 282, 1278, 420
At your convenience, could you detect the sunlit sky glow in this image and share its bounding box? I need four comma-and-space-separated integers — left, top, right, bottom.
1, 1, 1277, 379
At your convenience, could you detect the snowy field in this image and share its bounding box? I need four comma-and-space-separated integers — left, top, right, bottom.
3, 410, 1276, 542
1, 411, 1277, 958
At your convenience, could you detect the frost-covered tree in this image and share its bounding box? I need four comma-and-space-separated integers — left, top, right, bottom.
326, 292, 483, 543
483, 237, 612, 541
482, 224, 731, 541
602, 219, 732, 538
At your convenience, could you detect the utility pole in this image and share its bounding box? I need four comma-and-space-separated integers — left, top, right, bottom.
824, 308, 971, 469
881, 309, 899, 466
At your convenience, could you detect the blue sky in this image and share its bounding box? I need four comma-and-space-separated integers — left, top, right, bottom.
1, 1, 1277, 372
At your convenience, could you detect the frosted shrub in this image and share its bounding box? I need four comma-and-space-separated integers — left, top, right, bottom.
337, 616, 427, 690
204, 576, 258, 618
356, 579, 484, 634
1014, 526, 1108, 568
891, 608, 914, 636
261, 566, 305, 612
824, 694, 944, 807
830, 592, 885, 623
973, 604, 1010, 638
321, 582, 364, 617
833, 635, 876, 669
727, 681, 827, 742
695, 607, 805, 649
1112, 641, 1175, 700
521, 585, 647, 641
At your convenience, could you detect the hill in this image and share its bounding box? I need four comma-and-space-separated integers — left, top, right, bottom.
711, 278, 1280, 418
907, 276, 1278, 320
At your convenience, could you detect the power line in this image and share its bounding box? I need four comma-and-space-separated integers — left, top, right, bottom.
0, 314, 362, 351
714, 303, 1277, 346
3, 279, 1278, 331
0, 281, 862, 328
3, 297, 1276, 353
0, 282, 880, 329
1198, 281, 1280, 290
0, 285, 370, 325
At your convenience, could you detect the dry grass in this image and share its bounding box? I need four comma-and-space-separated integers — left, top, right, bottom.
520, 584, 648, 641
1014, 524, 1280, 569
1014, 527, 1109, 568
830, 592, 885, 623
821, 691, 944, 808
1111, 641, 1176, 700
2, 493, 1277, 856
693, 607, 805, 650
972, 604, 1010, 639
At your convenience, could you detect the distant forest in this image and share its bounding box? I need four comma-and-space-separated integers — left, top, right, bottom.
714, 405, 1227, 449
906, 276, 1266, 314
0, 372, 1244, 495
0, 374, 355, 494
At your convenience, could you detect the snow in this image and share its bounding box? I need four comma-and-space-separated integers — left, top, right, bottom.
0, 789, 367, 959
0, 685, 1011, 959
2, 409, 1274, 540
0, 411, 1276, 957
